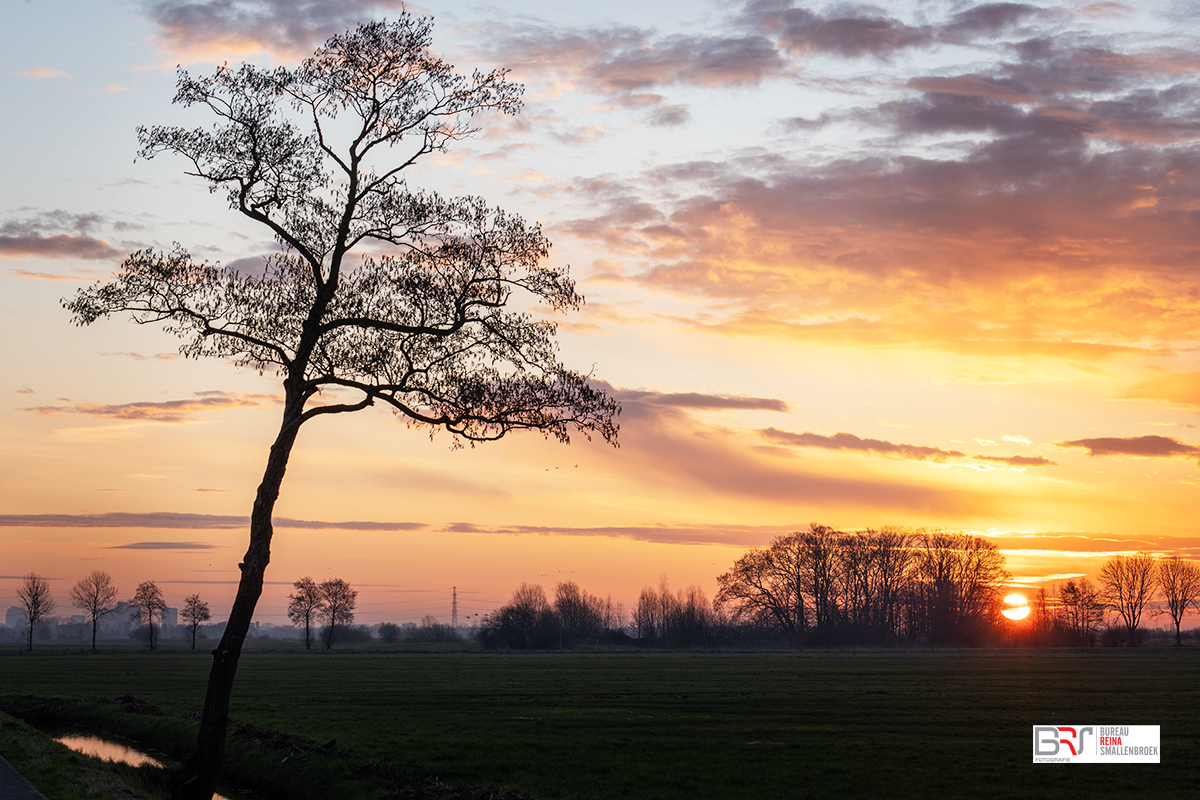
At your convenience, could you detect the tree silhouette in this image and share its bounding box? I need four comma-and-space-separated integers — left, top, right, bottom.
319, 578, 357, 649
716, 534, 807, 643
63, 16, 617, 798
1155, 556, 1199, 646
1057, 577, 1102, 646
69, 570, 119, 651
130, 580, 168, 650
287, 576, 325, 649
1099, 553, 1157, 646
17, 573, 55, 652
182, 594, 212, 650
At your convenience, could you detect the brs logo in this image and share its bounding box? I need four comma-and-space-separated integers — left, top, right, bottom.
1034, 726, 1093, 756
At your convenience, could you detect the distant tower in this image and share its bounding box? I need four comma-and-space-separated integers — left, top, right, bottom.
451, 586, 458, 629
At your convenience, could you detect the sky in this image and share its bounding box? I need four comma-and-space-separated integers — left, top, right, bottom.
2, 0, 1199, 628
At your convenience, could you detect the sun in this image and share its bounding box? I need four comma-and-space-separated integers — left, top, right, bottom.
1001, 592, 1031, 621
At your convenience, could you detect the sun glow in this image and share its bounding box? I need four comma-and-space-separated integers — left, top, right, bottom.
1001, 592, 1030, 621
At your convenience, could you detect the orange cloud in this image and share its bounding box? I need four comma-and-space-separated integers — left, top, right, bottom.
1120, 370, 1200, 410
600, 397, 1004, 518
760, 428, 966, 462
759, 428, 1056, 468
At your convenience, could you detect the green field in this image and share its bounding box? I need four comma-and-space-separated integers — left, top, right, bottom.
2, 647, 1198, 799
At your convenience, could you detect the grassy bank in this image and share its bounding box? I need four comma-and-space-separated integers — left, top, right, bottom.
2, 648, 1198, 799
0, 710, 166, 799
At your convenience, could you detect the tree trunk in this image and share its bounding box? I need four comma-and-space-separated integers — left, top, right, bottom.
176, 409, 301, 800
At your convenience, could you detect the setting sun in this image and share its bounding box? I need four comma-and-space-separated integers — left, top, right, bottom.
1001, 593, 1031, 621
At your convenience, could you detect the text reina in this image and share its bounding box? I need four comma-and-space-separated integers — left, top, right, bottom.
1099, 726, 1130, 743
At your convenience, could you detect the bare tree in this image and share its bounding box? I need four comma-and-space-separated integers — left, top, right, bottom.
800, 525, 844, 637
1057, 578, 1102, 646
1099, 553, 1157, 646
553, 581, 612, 646
910, 533, 1008, 645
319, 578, 357, 649
69, 570, 119, 651
377, 622, 402, 643
479, 582, 556, 649
63, 17, 618, 798
632, 584, 661, 642
17, 573, 55, 652
1157, 556, 1200, 646
182, 594, 213, 650
287, 576, 325, 649
130, 581, 168, 650
715, 533, 806, 643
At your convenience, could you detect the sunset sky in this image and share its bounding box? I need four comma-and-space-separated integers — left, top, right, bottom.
3, 0, 1199, 629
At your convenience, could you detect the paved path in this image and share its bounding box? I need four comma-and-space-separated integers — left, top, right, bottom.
0, 753, 49, 799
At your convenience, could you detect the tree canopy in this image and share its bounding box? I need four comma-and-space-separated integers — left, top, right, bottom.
65, 16, 618, 446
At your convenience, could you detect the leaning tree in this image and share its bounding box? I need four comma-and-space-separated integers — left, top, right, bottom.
64, 16, 618, 799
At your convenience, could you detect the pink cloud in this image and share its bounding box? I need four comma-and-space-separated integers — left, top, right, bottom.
13, 68, 72, 79
1057, 435, 1200, 460
24, 391, 280, 423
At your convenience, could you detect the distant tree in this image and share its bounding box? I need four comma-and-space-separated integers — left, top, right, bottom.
287, 577, 325, 649
1099, 553, 1157, 646
378, 622, 402, 643
130, 580, 168, 650
182, 594, 213, 650
632, 584, 662, 642
69, 570, 119, 651
553, 581, 608, 646
17, 573, 56, 652
1028, 586, 1054, 646
403, 615, 461, 643
630, 577, 718, 648
319, 578, 358, 649
61, 16, 619, 798
837, 527, 915, 642
479, 582, 557, 649
715, 533, 807, 644
800, 525, 844, 637
910, 533, 1008, 645
1057, 578, 1102, 646
1156, 556, 1200, 646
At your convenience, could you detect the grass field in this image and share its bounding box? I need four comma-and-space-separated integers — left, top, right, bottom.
2, 647, 1198, 799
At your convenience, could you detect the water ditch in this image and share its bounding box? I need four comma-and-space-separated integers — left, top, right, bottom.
41, 723, 255, 800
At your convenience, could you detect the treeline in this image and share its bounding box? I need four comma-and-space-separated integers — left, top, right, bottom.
482, 525, 1200, 650
478, 525, 1013, 650
716, 525, 1010, 646
12, 571, 213, 652
479, 582, 628, 648
1024, 553, 1200, 647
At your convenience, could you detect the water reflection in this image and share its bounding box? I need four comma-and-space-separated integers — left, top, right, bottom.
55, 733, 165, 768
53, 732, 237, 800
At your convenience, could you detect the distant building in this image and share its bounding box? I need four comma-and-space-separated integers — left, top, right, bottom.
98, 602, 136, 638
402, 622, 416, 631
163, 607, 178, 626
5, 606, 25, 628
70, 615, 84, 624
